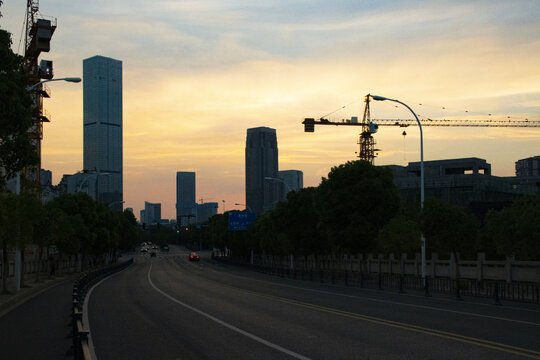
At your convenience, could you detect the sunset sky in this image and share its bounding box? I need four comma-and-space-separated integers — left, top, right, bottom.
2, 1, 539, 220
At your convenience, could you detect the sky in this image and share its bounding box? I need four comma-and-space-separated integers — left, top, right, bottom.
1, 0, 539, 220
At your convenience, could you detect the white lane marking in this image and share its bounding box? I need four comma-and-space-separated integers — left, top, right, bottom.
204, 264, 540, 327
147, 263, 312, 360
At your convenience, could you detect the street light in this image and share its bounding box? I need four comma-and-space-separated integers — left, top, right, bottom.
371, 95, 426, 283
26, 77, 81, 91
234, 203, 253, 212
77, 171, 111, 198
264, 177, 292, 193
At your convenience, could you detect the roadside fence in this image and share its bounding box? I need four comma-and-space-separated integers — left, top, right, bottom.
217, 256, 540, 305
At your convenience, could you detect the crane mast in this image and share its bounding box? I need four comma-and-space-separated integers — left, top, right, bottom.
23, 0, 56, 184
303, 94, 540, 164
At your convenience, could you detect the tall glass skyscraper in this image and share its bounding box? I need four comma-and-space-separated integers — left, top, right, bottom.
83, 55, 123, 210
245, 127, 279, 214
176, 171, 196, 226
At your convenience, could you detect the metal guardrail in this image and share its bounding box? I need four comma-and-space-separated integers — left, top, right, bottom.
218, 257, 540, 305
70, 259, 133, 360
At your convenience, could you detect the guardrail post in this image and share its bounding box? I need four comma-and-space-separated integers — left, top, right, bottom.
71, 311, 83, 359
378, 272, 382, 290
77, 329, 90, 360
399, 275, 404, 293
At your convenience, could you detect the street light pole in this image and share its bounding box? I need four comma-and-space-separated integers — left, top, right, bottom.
13, 76, 82, 292
371, 95, 426, 283
26, 77, 81, 91
264, 176, 292, 193
234, 203, 253, 212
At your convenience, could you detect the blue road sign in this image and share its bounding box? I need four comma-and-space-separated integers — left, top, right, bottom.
228, 211, 257, 231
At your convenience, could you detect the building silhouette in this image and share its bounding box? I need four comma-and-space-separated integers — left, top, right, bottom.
176, 171, 196, 226
83, 55, 123, 210
386, 157, 538, 218
144, 201, 161, 226
245, 127, 279, 214
278, 170, 303, 198
197, 202, 219, 223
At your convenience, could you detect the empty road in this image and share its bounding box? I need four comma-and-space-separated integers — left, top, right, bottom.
88, 247, 540, 360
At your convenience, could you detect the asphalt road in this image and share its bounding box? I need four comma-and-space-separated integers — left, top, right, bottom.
88, 247, 540, 360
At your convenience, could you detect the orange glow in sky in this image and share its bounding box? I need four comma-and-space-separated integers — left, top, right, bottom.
2, 1, 539, 220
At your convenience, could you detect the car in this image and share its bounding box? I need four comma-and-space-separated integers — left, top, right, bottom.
150, 251, 156, 257
189, 252, 200, 262
140, 247, 148, 253
162, 245, 169, 252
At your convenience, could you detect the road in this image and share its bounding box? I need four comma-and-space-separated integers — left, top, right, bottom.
88, 246, 540, 360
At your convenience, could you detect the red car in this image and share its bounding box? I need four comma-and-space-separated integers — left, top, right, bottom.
189, 252, 200, 262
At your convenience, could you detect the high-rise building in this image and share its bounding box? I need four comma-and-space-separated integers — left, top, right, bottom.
516, 156, 540, 177
278, 170, 303, 198
176, 171, 196, 226
83, 55, 123, 211
140, 209, 145, 224
245, 127, 279, 214
144, 201, 161, 225
40, 169, 52, 186
197, 202, 219, 223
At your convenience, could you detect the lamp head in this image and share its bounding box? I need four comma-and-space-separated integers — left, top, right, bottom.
371, 95, 387, 101
65, 77, 82, 83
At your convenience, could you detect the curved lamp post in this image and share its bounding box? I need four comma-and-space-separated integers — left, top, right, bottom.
77, 171, 111, 199
26, 77, 81, 91
371, 95, 426, 283
264, 176, 292, 193
234, 203, 253, 212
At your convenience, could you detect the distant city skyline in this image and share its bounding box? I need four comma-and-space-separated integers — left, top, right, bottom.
2, 1, 539, 220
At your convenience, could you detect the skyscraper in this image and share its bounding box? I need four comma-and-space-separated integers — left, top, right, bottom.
245, 127, 279, 214
83, 55, 123, 210
176, 171, 196, 226
144, 201, 161, 225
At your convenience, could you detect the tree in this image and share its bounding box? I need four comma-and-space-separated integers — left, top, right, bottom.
117, 210, 141, 250
485, 197, 540, 260
0, 29, 38, 190
314, 160, 400, 254
0, 191, 16, 293
270, 187, 330, 256
378, 210, 421, 256
422, 199, 479, 258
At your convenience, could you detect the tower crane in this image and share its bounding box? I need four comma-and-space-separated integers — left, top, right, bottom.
23, 0, 56, 183
303, 94, 540, 164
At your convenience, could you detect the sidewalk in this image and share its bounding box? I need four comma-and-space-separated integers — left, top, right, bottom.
0, 274, 77, 359
0, 272, 78, 317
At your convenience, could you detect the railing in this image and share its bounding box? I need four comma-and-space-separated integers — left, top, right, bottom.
0, 258, 79, 279
70, 259, 133, 360
217, 257, 540, 304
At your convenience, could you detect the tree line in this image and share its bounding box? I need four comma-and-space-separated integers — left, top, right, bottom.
0, 27, 140, 293
0, 186, 141, 292
200, 160, 540, 262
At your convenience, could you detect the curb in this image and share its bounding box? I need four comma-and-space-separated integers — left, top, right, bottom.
0, 274, 79, 318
